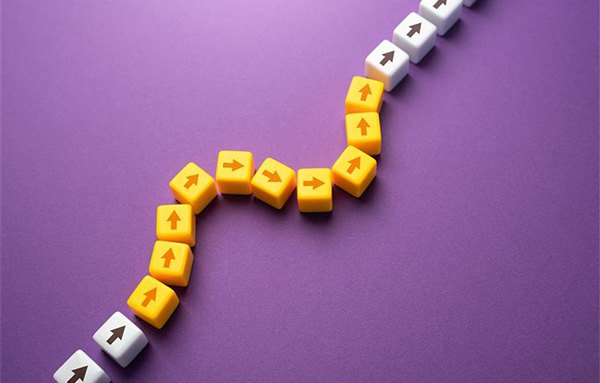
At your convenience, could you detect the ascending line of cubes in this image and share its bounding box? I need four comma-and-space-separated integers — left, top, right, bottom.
53, 0, 476, 381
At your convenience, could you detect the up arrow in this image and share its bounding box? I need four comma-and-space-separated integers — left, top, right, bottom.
434, 0, 447, 9
167, 211, 180, 230
184, 174, 199, 189
67, 366, 87, 383
380, 51, 395, 66
142, 288, 157, 307
161, 248, 176, 268
347, 157, 361, 174
358, 84, 372, 101
357, 118, 370, 136
107, 326, 125, 345
407, 23, 421, 37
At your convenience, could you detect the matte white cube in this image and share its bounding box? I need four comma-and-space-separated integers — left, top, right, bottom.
365, 40, 410, 92
393, 12, 437, 64
463, 0, 477, 7
93, 311, 148, 368
53, 350, 110, 383
419, 0, 463, 36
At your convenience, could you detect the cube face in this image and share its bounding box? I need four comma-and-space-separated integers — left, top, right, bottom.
393, 12, 437, 64
251, 158, 296, 209
346, 112, 381, 155
169, 162, 217, 214
297, 168, 332, 213
53, 350, 110, 383
216, 151, 254, 194
332, 146, 377, 198
365, 40, 410, 92
156, 204, 195, 247
419, 0, 462, 35
92, 311, 148, 368
127, 275, 179, 329
345, 76, 385, 114
149, 241, 194, 287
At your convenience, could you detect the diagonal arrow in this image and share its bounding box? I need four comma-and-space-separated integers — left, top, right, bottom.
262, 170, 281, 182
407, 23, 421, 38
107, 326, 125, 345
161, 248, 176, 268
67, 366, 87, 383
356, 118, 370, 136
347, 157, 361, 174
142, 288, 157, 308
303, 177, 324, 190
223, 159, 243, 171
167, 211, 180, 230
380, 51, 395, 66
358, 84, 372, 101
184, 174, 198, 189
434, 0, 447, 9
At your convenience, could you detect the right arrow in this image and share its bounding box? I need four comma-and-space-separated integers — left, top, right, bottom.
407, 23, 421, 37
356, 118, 370, 136
380, 51, 395, 66
183, 174, 198, 189
347, 157, 361, 174
167, 211, 180, 230
161, 248, 176, 268
262, 170, 282, 182
141, 288, 157, 308
223, 159, 243, 171
358, 84, 372, 101
434, 0, 447, 9
303, 177, 324, 190
107, 326, 125, 345
67, 366, 87, 383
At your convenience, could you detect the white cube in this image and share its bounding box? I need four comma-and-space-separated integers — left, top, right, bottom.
53, 350, 110, 383
93, 311, 148, 368
419, 0, 463, 36
365, 40, 410, 92
392, 12, 437, 64
463, 0, 477, 7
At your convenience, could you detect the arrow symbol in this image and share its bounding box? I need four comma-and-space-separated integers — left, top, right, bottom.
303, 177, 324, 190
183, 174, 198, 189
262, 170, 281, 182
161, 248, 176, 268
434, 0, 447, 9
407, 23, 421, 37
358, 84, 372, 101
142, 288, 157, 308
167, 211, 180, 230
107, 326, 125, 345
356, 118, 370, 136
380, 51, 395, 66
223, 159, 244, 171
347, 157, 361, 174
67, 366, 87, 383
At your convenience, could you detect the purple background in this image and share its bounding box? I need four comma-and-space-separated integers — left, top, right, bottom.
2, 0, 598, 382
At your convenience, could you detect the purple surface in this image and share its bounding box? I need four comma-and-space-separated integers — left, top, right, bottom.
2, 0, 598, 382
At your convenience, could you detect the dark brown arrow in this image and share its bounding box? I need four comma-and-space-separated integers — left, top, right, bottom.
357, 118, 370, 136
167, 211, 180, 230
380, 51, 395, 66
262, 170, 281, 182
347, 157, 361, 174
303, 177, 324, 190
223, 159, 243, 171
142, 288, 157, 307
107, 326, 125, 345
161, 248, 176, 268
358, 84, 372, 101
67, 366, 87, 383
184, 174, 198, 189
434, 0, 447, 9
407, 23, 421, 37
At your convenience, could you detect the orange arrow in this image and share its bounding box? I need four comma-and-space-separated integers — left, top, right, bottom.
142, 288, 157, 307
161, 248, 176, 268
357, 118, 370, 135
167, 211, 180, 230
223, 159, 244, 171
184, 174, 199, 189
262, 170, 281, 182
347, 157, 361, 174
303, 177, 324, 190
358, 84, 371, 101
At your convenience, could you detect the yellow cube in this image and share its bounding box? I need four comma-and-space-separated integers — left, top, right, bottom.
346, 112, 381, 155
251, 158, 296, 209
127, 275, 179, 329
297, 168, 332, 213
156, 204, 195, 247
149, 241, 194, 287
216, 151, 254, 194
332, 146, 377, 198
169, 162, 217, 214
345, 76, 384, 114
